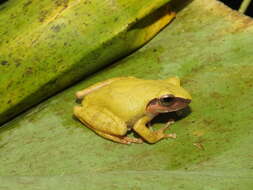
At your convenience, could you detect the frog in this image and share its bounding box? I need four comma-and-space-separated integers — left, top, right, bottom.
73, 76, 191, 144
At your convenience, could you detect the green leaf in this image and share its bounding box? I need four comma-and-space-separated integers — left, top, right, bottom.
0, 0, 173, 124
1, 0, 253, 189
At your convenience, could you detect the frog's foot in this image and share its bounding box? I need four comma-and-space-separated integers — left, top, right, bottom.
123, 137, 143, 144
157, 125, 176, 139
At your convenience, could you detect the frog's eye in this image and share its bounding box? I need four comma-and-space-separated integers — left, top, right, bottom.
160, 96, 175, 106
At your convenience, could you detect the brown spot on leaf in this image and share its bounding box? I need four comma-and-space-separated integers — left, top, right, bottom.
15, 59, 22, 67
7, 81, 13, 89
26, 67, 33, 74
23, 0, 32, 8
211, 91, 223, 99
57, 59, 63, 63
51, 25, 61, 32
55, 0, 68, 7
192, 130, 205, 137
39, 10, 49, 22
203, 119, 214, 125
1, 60, 8, 66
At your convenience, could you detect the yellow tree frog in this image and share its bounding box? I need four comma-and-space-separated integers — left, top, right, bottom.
74, 76, 191, 144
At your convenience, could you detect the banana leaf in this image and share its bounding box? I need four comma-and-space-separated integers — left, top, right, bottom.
1, 0, 253, 189
0, 0, 173, 124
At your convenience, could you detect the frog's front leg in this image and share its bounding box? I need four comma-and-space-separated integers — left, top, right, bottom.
133, 116, 176, 144
73, 105, 142, 144
75, 77, 135, 99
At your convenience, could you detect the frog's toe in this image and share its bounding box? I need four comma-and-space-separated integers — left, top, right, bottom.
164, 133, 177, 139
118, 138, 132, 145
123, 137, 143, 144
122, 140, 132, 145
165, 119, 175, 127
134, 138, 144, 144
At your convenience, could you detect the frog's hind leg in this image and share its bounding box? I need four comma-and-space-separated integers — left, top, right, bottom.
93, 130, 143, 144
76, 77, 134, 99
74, 105, 142, 144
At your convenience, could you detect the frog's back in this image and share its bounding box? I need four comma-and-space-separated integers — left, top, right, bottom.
86, 77, 165, 101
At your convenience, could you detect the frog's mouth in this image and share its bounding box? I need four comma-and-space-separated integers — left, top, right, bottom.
146, 97, 191, 114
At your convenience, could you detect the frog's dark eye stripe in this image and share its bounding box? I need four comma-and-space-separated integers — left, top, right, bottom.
147, 98, 159, 106
160, 97, 174, 106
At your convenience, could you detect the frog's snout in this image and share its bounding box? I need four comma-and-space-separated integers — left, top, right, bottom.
172, 97, 191, 111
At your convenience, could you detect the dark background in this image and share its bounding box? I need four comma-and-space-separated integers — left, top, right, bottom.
219, 0, 253, 17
